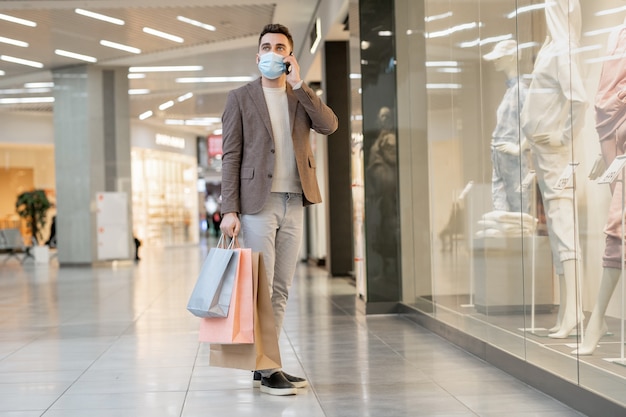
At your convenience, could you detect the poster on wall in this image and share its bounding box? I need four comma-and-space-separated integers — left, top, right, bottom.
96, 192, 130, 260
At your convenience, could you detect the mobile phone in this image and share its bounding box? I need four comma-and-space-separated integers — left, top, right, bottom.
285, 52, 293, 74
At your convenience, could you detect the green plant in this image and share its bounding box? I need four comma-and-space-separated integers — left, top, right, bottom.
15, 189, 51, 245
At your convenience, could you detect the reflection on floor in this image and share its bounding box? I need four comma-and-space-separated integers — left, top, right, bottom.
0, 242, 585, 416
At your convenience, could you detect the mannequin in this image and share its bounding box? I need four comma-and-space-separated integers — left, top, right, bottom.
573, 13, 626, 355
518, 0, 588, 338
483, 40, 530, 213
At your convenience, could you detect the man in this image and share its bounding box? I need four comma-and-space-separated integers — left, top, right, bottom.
219, 23, 338, 396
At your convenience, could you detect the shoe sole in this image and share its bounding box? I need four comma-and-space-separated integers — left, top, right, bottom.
255, 380, 306, 389
259, 385, 297, 396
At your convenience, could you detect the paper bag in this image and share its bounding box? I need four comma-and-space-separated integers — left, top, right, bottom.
209, 253, 282, 370
199, 248, 254, 344
187, 244, 239, 318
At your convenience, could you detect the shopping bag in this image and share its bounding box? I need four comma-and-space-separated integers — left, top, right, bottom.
187, 237, 240, 318
209, 253, 282, 370
199, 247, 254, 344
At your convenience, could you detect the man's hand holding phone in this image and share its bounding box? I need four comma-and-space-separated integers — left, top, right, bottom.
284, 52, 302, 87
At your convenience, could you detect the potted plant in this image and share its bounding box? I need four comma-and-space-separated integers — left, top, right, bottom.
15, 189, 52, 263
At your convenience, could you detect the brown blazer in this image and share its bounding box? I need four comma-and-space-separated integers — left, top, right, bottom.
220, 78, 338, 215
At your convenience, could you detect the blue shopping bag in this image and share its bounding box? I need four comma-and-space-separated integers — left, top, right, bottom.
187, 236, 240, 318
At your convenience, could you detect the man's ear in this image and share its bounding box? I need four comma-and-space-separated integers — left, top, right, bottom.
256, 54, 260, 64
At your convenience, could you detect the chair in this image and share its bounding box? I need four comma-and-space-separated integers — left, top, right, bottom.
0, 228, 32, 264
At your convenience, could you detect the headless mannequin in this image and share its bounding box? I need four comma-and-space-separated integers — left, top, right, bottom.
490, 51, 530, 213
573, 14, 626, 355
519, 0, 587, 339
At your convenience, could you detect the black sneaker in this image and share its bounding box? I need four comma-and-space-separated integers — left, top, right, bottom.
281, 371, 308, 388
260, 371, 298, 396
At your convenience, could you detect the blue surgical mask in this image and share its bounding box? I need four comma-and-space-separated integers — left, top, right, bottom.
258, 52, 285, 79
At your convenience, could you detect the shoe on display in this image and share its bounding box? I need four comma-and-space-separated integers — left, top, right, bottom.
259, 371, 298, 396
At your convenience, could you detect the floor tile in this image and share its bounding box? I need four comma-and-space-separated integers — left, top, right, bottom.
0, 244, 590, 416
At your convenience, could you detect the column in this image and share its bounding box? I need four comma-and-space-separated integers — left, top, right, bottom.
324, 41, 354, 277
52, 65, 132, 264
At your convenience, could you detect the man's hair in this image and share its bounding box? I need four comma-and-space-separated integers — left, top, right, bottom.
258, 23, 294, 51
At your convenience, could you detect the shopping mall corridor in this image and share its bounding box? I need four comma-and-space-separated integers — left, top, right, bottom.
0, 242, 585, 416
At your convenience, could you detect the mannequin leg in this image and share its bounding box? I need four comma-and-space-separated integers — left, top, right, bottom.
549, 259, 583, 338
549, 274, 566, 332
572, 267, 621, 355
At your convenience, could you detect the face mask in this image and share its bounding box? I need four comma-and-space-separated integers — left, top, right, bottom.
258, 52, 285, 79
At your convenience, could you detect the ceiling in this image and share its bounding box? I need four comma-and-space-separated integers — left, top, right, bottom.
0, 0, 350, 136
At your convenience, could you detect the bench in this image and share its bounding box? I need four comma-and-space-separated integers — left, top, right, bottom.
0, 228, 33, 264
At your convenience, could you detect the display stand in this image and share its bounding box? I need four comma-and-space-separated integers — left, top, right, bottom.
597, 155, 626, 366
517, 170, 545, 334
459, 181, 475, 308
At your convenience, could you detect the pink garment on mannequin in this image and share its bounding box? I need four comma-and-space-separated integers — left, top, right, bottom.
595, 20, 626, 266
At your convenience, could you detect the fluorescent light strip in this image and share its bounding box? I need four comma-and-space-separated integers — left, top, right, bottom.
177, 92, 193, 102
425, 61, 459, 67
349, 73, 362, 79
0, 55, 43, 68
159, 100, 174, 110
426, 83, 462, 89
24, 82, 54, 88
0, 97, 54, 104
0, 13, 37, 27
459, 34, 513, 48
0, 70, 5, 76
176, 76, 254, 83
584, 26, 621, 37
177, 16, 216, 31
437, 68, 462, 74
55, 49, 97, 63
0, 36, 28, 47
75, 8, 124, 25
128, 73, 145, 79
310, 18, 321, 54
425, 12, 453, 23
586, 52, 626, 64
100, 40, 141, 54
507, 3, 554, 19
426, 22, 482, 39
139, 110, 153, 120
143, 27, 183, 43
0, 88, 50, 94
129, 66, 202, 72
596, 5, 626, 16
129, 89, 150, 95
519, 42, 540, 50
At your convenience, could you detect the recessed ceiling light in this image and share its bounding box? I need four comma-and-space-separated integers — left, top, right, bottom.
75, 8, 124, 25
0, 36, 28, 47
55, 49, 97, 63
100, 40, 141, 54
129, 66, 203, 72
143, 27, 184, 43
0, 55, 43, 68
159, 100, 174, 110
176, 76, 254, 83
139, 110, 153, 120
177, 16, 216, 31
0, 13, 37, 27
0, 70, 5, 76
177, 92, 193, 102
0, 97, 54, 104
24, 82, 54, 88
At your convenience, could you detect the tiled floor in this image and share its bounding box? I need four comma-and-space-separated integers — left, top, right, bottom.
0, 242, 586, 416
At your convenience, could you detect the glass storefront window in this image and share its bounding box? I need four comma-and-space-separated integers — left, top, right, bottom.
131, 148, 198, 247
393, 0, 626, 408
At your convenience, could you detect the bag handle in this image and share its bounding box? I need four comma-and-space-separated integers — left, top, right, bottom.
217, 234, 240, 249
